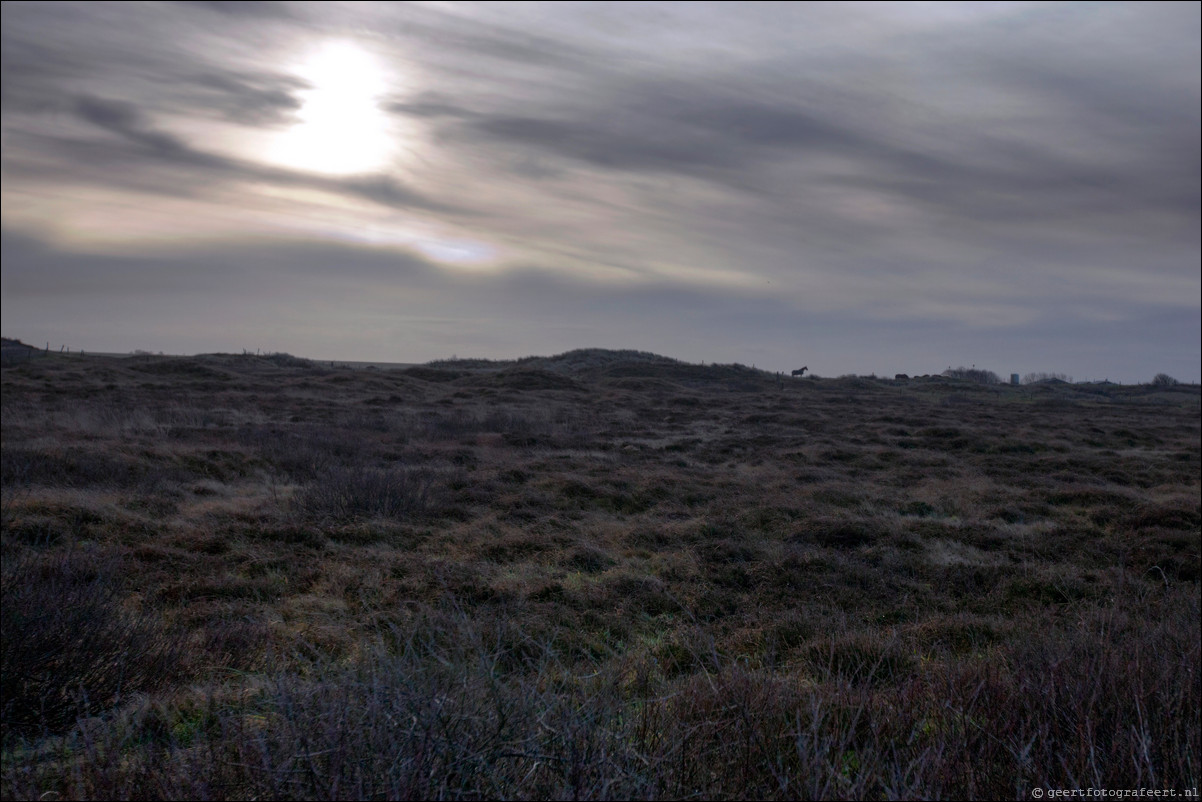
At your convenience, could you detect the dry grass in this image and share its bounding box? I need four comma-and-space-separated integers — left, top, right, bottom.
2, 350, 1199, 799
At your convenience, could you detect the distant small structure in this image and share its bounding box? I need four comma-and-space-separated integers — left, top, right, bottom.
1011, 374, 1020, 386
791, 366, 808, 377
895, 373, 909, 380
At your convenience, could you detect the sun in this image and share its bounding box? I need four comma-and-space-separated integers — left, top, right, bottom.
271, 41, 397, 175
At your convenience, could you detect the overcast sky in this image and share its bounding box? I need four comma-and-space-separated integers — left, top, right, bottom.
2, 1, 1198, 381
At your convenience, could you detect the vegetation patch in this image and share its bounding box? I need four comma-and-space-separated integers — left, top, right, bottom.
1, 350, 1198, 798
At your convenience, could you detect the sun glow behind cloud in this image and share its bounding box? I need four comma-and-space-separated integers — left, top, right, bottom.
270, 41, 398, 175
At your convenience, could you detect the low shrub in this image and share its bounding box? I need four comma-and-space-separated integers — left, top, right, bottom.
1, 550, 185, 741
1022, 372, 1072, 384
299, 465, 438, 522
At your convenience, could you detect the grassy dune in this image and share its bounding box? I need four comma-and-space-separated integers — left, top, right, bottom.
2, 350, 1199, 799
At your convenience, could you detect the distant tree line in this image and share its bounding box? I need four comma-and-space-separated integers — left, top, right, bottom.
942, 366, 1001, 385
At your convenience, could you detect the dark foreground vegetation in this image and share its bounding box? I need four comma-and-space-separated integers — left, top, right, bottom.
2, 349, 1199, 799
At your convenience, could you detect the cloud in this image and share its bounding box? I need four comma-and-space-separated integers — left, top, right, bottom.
74, 95, 227, 168
174, 1, 295, 20
0, 226, 442, 295
377, 1, 1198, 260
30, 93, 457, 215
190, 71, 305, 125
393, 67, 1197, 240
386, 98, 478, 120
391, 89, 872, 176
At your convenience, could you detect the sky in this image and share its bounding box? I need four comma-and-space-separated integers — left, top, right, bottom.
2, 1, 1199, 382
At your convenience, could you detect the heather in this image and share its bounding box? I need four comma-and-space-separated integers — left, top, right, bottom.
2, 350, 1198, 799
